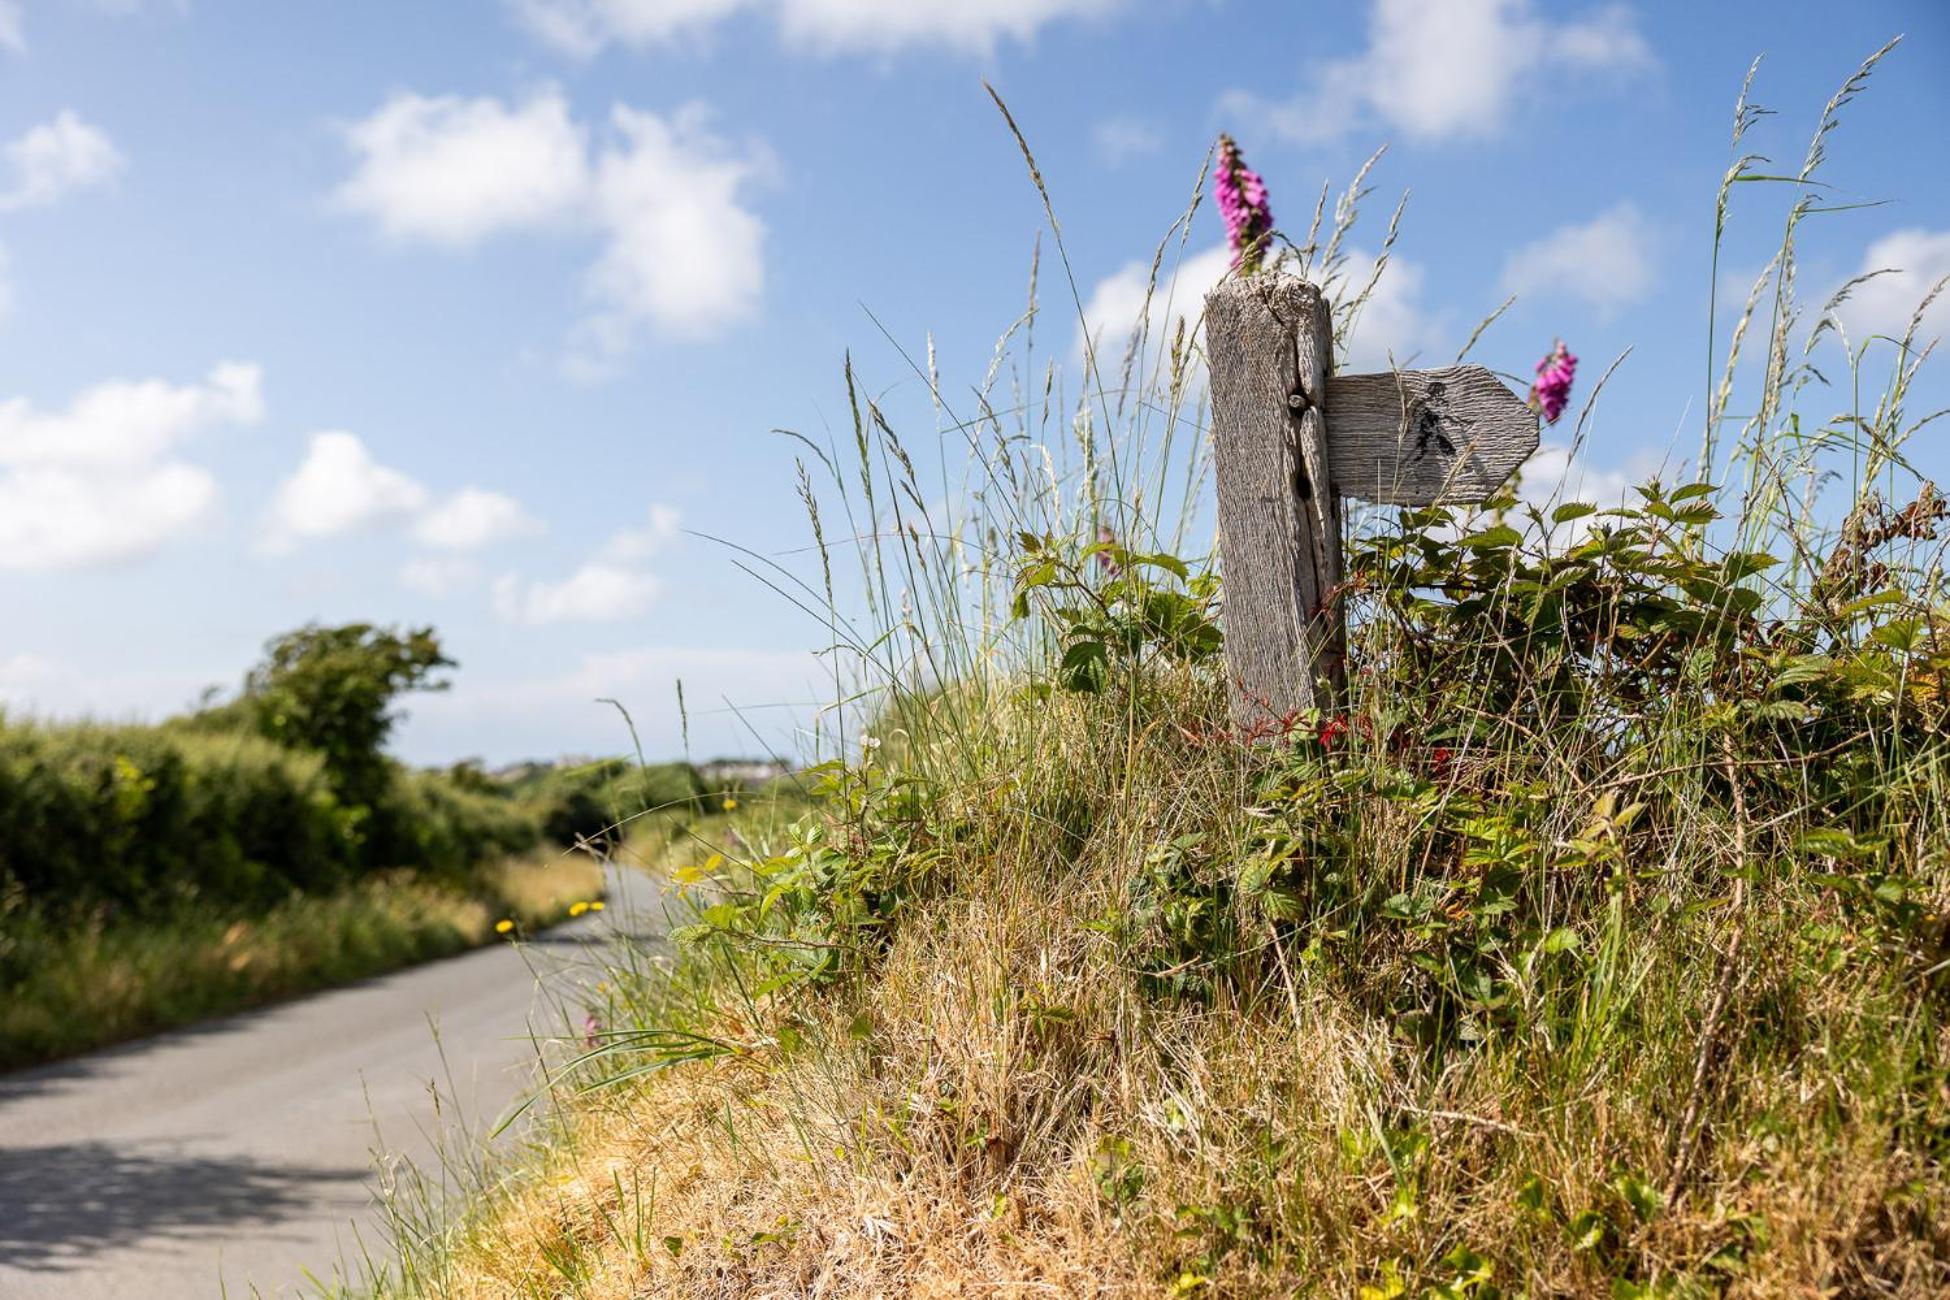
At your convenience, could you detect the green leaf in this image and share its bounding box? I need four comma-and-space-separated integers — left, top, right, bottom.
1058, 640, 1111, 694
1837, 587, 1903, 618
1540, 926, 1581, 954
1614, 1171, 1664, 1222
1459, 524, 1522, 551
1567, 1209, 1609, 1252
1135, 550, 1191, 580
1552, 501, 1598, 524
1016, 559, 1058, 590
1722, 550, 1779, 581
1871, 618, 1922, 653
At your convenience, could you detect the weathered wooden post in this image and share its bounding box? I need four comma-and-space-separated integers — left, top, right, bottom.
1205, 272, 1542, 731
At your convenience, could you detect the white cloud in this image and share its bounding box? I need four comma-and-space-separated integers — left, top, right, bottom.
1334, 249, 1445, 372
1517, 440, 1632, 509
1229, 0, 1652, 146
491, 503, 679, 624
1092, 115, 1163, 166
0, 363, 261, 571
575, 104, 766, 364
414, 486, 544, 551
1500, 204, 1655, 316
1077, 243, 1442, 385
510, 0, 1117, 56
336, 90, 587, 247
0, 651, 222, 724
774, 0, 1118, 54
0, 110, 124, 211
493, 562, 662, 624
510, 0, 751, 56
1831, 228, 1950, 349
1078, 243, 1230, 376
400, 555, 481, 596
264, 431, 428, 551
338, 92, 767, 360
601, 502, 681, 561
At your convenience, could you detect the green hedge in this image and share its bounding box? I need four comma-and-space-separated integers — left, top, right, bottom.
0, 711, 744, 922
0, 719, 548, 918
0, 721, 357, 914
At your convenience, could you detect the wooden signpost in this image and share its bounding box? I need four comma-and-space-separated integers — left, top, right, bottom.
1204, 273, 1540, 729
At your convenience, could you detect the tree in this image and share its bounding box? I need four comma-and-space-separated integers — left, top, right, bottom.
244, 624, 453, 810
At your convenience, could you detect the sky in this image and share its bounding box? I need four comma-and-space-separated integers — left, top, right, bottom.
0, 0, 1945, 765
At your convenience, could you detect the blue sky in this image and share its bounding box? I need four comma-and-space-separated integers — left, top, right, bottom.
0, 0, 1945, 763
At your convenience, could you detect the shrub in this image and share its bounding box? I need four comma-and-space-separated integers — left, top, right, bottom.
0, 720, 354, 915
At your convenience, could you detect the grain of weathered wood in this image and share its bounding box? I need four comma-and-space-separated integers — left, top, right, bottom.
1205, 275, 1344, 728
1325, 364, 1539, 506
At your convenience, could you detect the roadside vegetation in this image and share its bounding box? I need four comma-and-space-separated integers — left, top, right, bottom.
0, 624, 749, 1069
365, 45, 1950, 1299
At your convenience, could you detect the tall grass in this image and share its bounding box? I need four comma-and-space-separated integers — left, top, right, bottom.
359, 43, 1950, 1299
0, 849, 604, 1069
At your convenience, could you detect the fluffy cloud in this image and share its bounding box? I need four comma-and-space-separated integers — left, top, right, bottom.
1078, 243, 1230, 377
600, 502, 681, 561
0, 651, 220, 723
0, 110, 124, 211
336, 90, 587, 247
510, 0, 1118, 57
265, 434, 545, 562
263, 431, 428, 551
491, 503, 679, 624
1077, 244, 1442, 379
578, 105, 766, 358
1517, 439, 1632, 507
338, 91, 766, 361
0, 363, 261, 571
1500, 204, 1655, 316
1831, 228, 1950, 349
1228, 0, 1652, 146
414, 486, 544, 551
493, 562, 661, 624
509, 0, 750, 55
774, 0, 1119, 54
1336, 250, 1446, 371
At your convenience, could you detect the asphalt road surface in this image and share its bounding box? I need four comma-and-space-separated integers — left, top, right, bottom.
0, 862, 662, 1299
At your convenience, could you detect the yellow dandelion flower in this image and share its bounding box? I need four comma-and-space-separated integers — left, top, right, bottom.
569, 901, 589, 917
722, 796, 739, 811
589, 900, 605, 911
495, 918, 515, 934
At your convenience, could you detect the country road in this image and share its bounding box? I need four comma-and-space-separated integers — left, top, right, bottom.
0, 862, 664, 1299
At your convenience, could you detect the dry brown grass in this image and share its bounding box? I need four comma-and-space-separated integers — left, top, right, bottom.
382, 766, 1949, 1298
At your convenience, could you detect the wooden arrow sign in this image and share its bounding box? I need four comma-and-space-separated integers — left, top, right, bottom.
1203, 274, 1541, 730
1325, 365, 1540, 506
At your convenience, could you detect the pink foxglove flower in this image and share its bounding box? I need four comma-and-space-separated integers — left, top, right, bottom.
1528, 340, 1577, 425
1214, 135, 1275, 274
